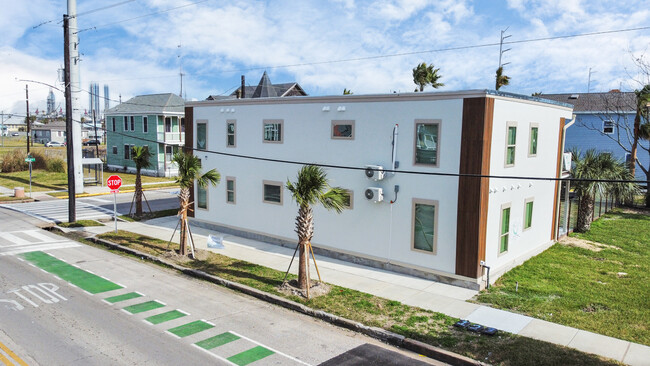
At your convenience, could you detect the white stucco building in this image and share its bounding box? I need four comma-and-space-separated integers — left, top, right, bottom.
185, 90, 573, 289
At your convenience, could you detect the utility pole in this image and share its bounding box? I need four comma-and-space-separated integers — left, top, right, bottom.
93, 109, 99, 158
68, 0, 84, 194
26, 84, 30, 153
498, 27, 511, 69
64, 14, 76, 223
178, 44, 184, 98
587, 67, 596, 93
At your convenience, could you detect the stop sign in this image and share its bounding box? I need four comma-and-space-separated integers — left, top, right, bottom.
107, 175, 122, 192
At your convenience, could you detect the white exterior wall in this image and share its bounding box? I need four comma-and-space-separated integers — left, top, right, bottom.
192, 98, 464, 276
485, 97, 572, 279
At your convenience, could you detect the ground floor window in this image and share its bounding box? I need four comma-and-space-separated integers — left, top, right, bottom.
263, 181, 283, 204
500, 204, 511, 253
411, 199, 438, 254
112, 146, 117, 155
197, 185, 207, 209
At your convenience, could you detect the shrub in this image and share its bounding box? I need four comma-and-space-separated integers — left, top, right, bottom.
29, 151, 48, 170
0, 150, 27, 172
46, 158, 66, 173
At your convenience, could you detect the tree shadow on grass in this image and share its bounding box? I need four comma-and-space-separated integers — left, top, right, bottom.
0, 175, 65, 191
188, 258, 285, 290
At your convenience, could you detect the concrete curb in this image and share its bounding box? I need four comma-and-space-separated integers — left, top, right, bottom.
86, 236, 485, 366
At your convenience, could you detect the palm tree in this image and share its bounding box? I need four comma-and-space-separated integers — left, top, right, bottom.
343, 88, 353, 95
412, 62, 444, 92
286, 165, 346, 295
131, 145, 153, 218
495, 66, 511, 90
172, 151, 220, 256
572, 149, 638, 232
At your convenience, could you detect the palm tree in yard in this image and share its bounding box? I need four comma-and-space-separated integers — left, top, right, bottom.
286, 165, 346, 296
495, 66, 511, 90
412, 62, 444, 92
173, 151, 220, 256
131, 145, 153, 218
572, 149, 638, 233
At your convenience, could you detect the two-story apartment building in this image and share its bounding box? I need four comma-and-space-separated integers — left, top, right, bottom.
106, 93, 185, 176
185, 90, 573, 289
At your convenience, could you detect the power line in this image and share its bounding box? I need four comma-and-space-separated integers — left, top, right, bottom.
32, 0, 137, 30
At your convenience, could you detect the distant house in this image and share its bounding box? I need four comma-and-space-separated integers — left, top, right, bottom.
105, 93, 185, 177
32, 121, 67, 144
541, 91, 649, 181
206, 71, 307, 100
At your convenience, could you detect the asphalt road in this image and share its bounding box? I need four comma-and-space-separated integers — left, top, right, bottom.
78, 187, 180, 216
0, 208, 445, 366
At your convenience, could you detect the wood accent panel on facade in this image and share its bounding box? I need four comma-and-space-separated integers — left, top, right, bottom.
456, 97, 494, 278
184, 106, 195, 218
550, 117, 566, 240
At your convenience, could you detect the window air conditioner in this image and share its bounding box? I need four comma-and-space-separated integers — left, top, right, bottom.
365, 165, 385, 181
365, 187, 383, 203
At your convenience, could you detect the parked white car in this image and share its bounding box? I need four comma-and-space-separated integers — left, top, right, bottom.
45, 141, 65, 147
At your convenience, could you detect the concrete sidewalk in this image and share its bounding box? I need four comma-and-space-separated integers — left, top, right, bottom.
79, 216, 649, 365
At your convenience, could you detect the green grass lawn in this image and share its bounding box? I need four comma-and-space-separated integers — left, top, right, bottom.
58, 220, 104, 228
92, 230, 621, 366
0, 169, 177, 192
475, 210, 650, 346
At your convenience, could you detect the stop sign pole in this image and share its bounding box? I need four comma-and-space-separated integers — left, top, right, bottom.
107, 175, 122, 233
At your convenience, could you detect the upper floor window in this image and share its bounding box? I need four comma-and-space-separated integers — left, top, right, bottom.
342, 189, 353, 209
130, 116, 135, 131
505, 122, 517, 167
414, 120, 440, 166
112, 117, 116, 132
263, 120, 283, 143
227, 120, 236, 147
165, 117, 172, 133
197, 185, 208, 209
603, 120, 614, 134
123, 116, 128, 131
143, 116, 148, 133
196, 121, 207, 150
226, 177, 236, 204
529, 124, 538, 157
524, 198, 534, 230
112, 146, 117, 155
331, 120, 354, 140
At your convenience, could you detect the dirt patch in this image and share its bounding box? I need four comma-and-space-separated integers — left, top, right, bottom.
278, 279, 331, 299
559, 236, 620, 252
617, 207, 650, 215
159, 248, 211, 263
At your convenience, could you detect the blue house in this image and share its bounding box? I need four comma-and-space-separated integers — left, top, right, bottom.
541, 91, 649, 182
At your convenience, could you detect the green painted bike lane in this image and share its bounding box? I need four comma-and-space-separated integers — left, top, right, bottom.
22, 251, 286, 365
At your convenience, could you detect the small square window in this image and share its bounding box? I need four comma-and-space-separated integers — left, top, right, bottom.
414, 120, 440, 166
112, 146, 117, 155
603, 120, 614, 134
263, 120, 283, 143
331, 120, 354, 139
226, 177, 236, 204
263, 181, 283, 204
227, 120, 236, 147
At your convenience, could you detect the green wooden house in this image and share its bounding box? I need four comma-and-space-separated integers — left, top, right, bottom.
105, 93, 185, 177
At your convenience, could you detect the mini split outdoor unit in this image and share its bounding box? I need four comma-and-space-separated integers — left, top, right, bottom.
365, 187, 383, 203
365, 165, 385, 181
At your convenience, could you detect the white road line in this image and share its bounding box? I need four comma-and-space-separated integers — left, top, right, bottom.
177, 309, 190, 315
191, 344, 237, 366
165, 331, 181, 339
3, 233, 30, 245
229, 330, 312, 366
121, 309, 134, 315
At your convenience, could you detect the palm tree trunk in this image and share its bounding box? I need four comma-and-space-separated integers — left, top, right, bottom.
575, 194, 594, 233
645, 170, 650, 208
296, 204, 314, 293
178, 187, 190, 255
630, 112, 640, 178
135, 168, 143, 217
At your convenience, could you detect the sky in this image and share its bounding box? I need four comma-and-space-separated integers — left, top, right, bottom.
1, 0, 650, 116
